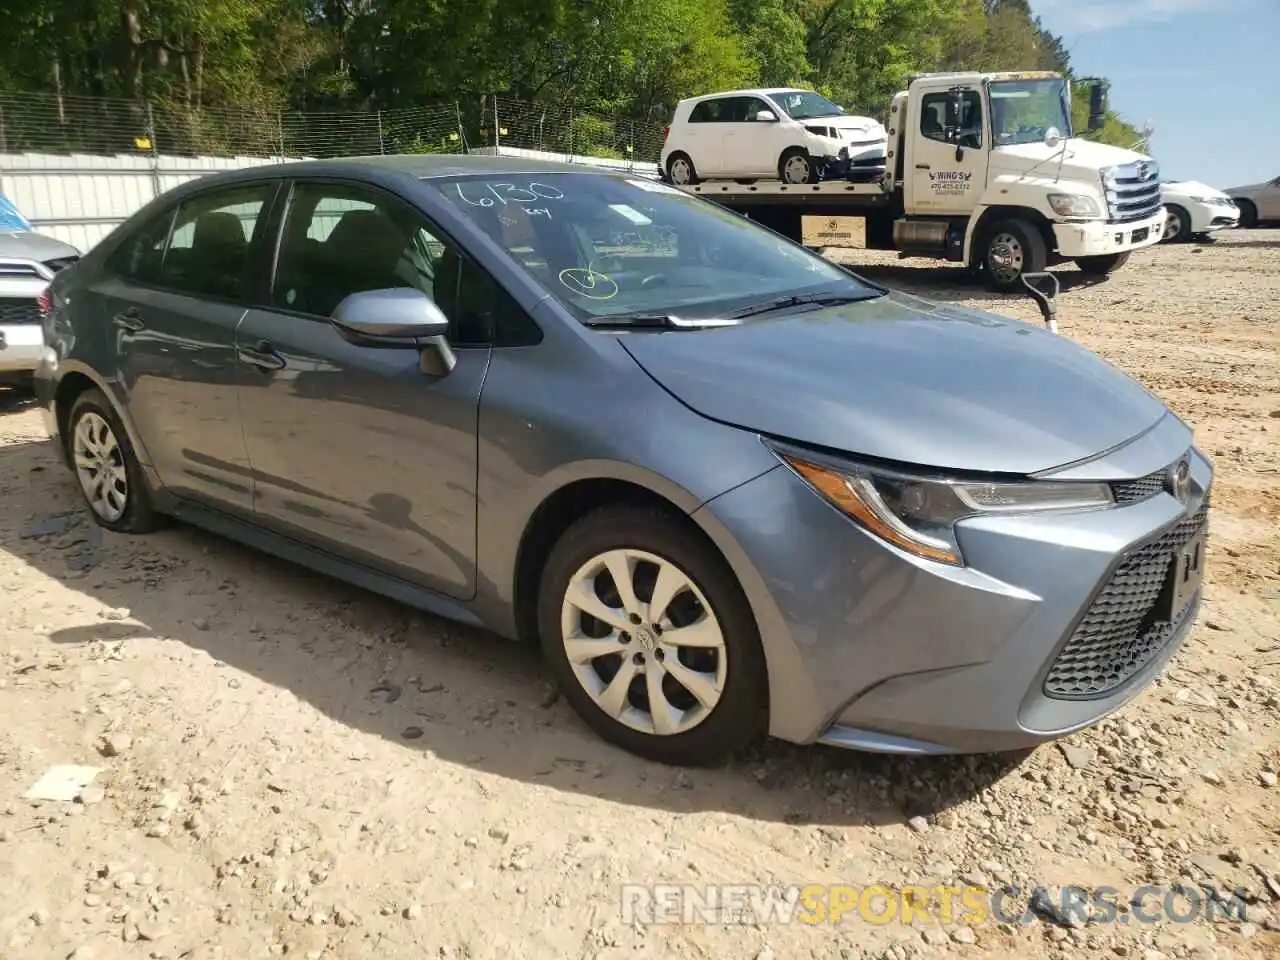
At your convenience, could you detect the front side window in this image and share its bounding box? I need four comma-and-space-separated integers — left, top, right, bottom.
431, 173, 880, 323
920, 91, 984, 148
771, 90, 844, 121
988, 78, 1071, 146
271, 181, 529, 346
109, 206, 176, 285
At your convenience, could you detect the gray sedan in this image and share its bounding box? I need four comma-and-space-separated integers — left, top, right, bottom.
33, 155, 1212, 766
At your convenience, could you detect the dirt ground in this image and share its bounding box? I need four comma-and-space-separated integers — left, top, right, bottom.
1, 230, 1277, 960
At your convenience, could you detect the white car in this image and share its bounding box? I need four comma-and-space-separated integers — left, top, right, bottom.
1, 193, 80, 390
659, 88, 888, 186
1226, 173, 1280, 228
1159, 180, 1239, 243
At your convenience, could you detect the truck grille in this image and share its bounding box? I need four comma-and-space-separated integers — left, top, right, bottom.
1106, 160, 1162, 224
1043, 498, 1208, 700
0, 297, 41, 325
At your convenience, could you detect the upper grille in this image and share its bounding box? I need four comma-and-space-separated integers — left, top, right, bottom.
1105, 160, 1162, 224
1110, 469, 1166, 503
1043, 499, 1208, 700
0, 298, 41, 325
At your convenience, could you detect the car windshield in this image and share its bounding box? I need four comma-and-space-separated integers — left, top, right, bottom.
771, 90, 845, 121
0, 193, 32, 232
430, 173, 880, 323
988, 78, 1072, 146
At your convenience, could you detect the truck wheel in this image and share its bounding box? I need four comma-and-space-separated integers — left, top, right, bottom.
1160, 205, 1190, 243
980, 219, 1046, 293
666, 152, 699, 186
1235, 199, 1258, 229
1076, 252, 1130, 276
778, 148, 817, 184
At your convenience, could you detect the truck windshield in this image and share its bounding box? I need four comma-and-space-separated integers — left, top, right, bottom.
988, 78, 1072, 146
771, 90, 844, 120
430, 172, 880, 324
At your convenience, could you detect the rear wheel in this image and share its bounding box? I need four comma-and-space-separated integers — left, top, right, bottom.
1076, 252, 1131, 276
67, 388, 162, 533
665, 152, 698, 186
979, 219, 1047, 293
1235, 199, 1258, 229
778, 148, 817, 185
537, 505, 767, 767
1161, 205, 1190, 243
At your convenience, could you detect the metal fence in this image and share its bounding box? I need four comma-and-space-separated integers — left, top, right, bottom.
0, 91, 668, 249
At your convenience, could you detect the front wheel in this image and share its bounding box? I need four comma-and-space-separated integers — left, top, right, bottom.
1235, 199, 1258, 229
1075, 252, 1131, 276
778, 148, 817, 185
537, 505, 768, 767
1161, 205, 1190, 243
979, 219, 1047, 293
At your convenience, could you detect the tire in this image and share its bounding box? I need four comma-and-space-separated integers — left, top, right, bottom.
1235, 199, 1258, 229
1161, 205, 1190, 243
537, 504, 768, 767
979, 218, 1047, 293
1076, 252, 1131, 276
665, 152, 699, 186
778, 147, 817, 185
67, 388, 162, 534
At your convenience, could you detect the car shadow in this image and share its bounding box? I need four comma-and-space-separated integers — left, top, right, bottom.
0, 430, 1034, 828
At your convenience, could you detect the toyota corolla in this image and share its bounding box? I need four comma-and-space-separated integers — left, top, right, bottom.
35, 156, 1211, 766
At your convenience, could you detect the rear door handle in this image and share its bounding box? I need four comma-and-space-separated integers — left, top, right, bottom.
237, 340, 286, 372
112, 307, 145, 332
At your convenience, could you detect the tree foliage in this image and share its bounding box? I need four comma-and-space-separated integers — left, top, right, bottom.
0, 0, 1141, 149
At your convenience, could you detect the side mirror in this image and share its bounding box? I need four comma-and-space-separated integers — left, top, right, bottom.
943, 88, 964, 140
330, 288, 456, 375
1088, 80, 1109, 133
755, 109, 777, 122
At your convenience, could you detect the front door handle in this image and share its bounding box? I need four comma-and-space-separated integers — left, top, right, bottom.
112, 307, 145, 332
915, 163, 931, 170
237, 340, 286, 372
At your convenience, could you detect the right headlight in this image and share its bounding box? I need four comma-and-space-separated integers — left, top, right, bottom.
1047, 193, 1103, 218
775, 451, 1114, 567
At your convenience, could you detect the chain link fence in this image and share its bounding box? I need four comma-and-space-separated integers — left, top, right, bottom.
0, 90, 665, 164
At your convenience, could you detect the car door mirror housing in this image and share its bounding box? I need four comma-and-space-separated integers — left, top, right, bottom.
329, 288, 456, 375
755, 109, 777, 122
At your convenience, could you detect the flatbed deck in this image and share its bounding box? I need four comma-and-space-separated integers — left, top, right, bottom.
669, 178, 895, 210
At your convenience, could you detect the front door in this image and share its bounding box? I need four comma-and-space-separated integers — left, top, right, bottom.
234, 179, 491, 599
718, 96, 781, 178
1259, 176, 1280, 220
95, 180, 280, 511
906, 87, 987, 216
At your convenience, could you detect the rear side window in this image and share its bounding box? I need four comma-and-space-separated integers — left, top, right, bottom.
160, 184, 275, 300
688, 99, 729, 123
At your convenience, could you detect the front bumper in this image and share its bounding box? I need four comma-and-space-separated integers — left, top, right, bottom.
1187, 201, 1240, 233
0, 324, 43, 375
1053, 207, 1166, 257
817, 140, 888, 183
693, 419, 1212, 754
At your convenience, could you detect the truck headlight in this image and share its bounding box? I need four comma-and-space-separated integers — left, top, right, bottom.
1048, 193, 1103, 218
774, 449, 1114, 567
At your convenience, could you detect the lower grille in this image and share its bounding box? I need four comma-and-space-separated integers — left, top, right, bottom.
0, 298, 40, 325
1043, 500, 1208, 700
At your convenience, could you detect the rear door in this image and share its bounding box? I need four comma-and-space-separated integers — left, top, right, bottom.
684, 98, 731, 176
92, 180, 281, 511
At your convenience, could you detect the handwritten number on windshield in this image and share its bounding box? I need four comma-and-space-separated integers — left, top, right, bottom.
455, 182, 565, 208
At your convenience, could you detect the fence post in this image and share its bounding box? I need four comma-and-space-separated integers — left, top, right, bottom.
493, 97, 500, 150
277, 111, 286, 161
0, 104, 8, 154
144, 102, 160, 202
376, 110, 385, 155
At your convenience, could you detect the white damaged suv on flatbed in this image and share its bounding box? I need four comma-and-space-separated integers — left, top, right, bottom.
0, 194, 80, 391
660, 88, 888, 186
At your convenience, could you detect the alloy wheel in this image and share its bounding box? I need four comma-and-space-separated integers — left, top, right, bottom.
72, 411, 129, 523
558, 547, 728, 737
1162, 208, 1185, 242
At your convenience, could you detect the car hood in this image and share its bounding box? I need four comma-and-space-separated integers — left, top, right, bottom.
0, 230, 80, 262
619, 291, 1168, 476
826, 115, 887, 139
1162, 180, 1230, 202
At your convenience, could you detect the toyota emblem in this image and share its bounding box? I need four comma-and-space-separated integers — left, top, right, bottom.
1167, 457, 1191, 503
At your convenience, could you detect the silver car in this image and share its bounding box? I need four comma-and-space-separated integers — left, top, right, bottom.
34, 156, 1212, 766
1, 194, 80, 389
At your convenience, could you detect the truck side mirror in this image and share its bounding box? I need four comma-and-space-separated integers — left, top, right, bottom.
944, 88, 964, 139
1088, 81, 1109, 133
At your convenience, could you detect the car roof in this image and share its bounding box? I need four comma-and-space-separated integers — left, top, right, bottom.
681, 87, 815, 104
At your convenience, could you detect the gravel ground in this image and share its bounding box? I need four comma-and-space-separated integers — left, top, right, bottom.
1, 230, 1277, 960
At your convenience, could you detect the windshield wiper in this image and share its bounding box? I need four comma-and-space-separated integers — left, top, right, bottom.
581, 313, 742, 330
728, 292, 879, 319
